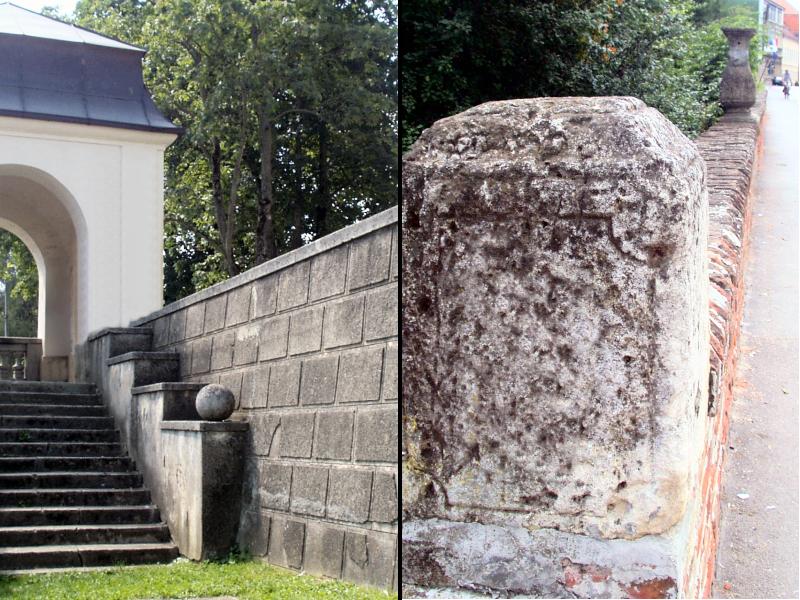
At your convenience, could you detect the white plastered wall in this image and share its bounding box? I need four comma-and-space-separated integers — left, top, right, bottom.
0, 116, 176, 379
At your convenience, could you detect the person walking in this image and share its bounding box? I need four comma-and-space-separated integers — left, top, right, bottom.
783, 69, 792, 87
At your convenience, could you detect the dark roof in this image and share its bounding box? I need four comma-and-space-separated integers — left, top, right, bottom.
0, 3, 180, 134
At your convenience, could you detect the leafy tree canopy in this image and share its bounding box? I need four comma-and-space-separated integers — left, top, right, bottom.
401, 0, 759, 151
0, 230, 38, 339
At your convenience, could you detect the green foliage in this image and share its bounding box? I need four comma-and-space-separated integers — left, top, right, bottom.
73, 0, 397, 301
402, 0, 759, 149
0, 230, 38, 338
0, 559, 396, 599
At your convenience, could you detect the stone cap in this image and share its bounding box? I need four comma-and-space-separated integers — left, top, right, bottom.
131, 382, 208, 396
131, 205, 398, 326
87, 327, 153, 343
161, 420, 249, 432
106, 351, 179, 366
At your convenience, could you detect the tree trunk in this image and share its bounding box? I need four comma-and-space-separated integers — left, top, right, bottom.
210, 139, 238, 276
314, 120, 330, 239
256, 111, 277, 264
289, 124, 304, 250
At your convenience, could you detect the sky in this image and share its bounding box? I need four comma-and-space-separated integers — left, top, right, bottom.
9, 0, 78, 17
7, 0, 800, 18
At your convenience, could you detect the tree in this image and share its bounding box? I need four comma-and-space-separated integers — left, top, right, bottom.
402, 0, 756, 149
0, 230, 38, 338
74, 0, 397, 300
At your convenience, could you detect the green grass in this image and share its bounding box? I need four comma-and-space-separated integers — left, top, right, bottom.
0, 558, 397, 600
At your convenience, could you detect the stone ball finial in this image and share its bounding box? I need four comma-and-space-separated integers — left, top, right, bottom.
195, 384, 235, 421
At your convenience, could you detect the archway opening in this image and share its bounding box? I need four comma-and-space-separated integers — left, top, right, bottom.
0, 228, 39, 338
0, 166, 83, 381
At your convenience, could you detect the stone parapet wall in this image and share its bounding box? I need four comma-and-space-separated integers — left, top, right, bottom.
133, 207, 398, 589
682, 93, 766, 598
401, 94, 766, 599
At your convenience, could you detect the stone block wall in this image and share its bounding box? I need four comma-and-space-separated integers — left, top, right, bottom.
131, 208, 398, 589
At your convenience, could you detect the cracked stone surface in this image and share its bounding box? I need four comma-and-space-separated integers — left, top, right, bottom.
402, 97, 710, 541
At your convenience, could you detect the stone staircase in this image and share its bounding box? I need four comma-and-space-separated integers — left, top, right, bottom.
0, 380, 178, 571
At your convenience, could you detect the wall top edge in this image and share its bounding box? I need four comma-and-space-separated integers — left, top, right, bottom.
132, 205, 398, 326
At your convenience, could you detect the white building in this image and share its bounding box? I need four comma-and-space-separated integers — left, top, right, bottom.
0, 3, 178, 380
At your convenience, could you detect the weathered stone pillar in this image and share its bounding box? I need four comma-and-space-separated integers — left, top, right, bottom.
719, 28, 756, 110
402, 97, 709, 598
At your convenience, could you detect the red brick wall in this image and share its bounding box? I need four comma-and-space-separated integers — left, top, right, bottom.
682, 95, 766, 598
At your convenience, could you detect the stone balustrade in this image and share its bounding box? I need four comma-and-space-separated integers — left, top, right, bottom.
0, 337, 42, 380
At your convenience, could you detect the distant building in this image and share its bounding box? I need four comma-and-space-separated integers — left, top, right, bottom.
775, 0, 800, 83
762, 0, 786, 76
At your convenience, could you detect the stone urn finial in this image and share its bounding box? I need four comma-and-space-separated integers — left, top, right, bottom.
719, 28, 756, 110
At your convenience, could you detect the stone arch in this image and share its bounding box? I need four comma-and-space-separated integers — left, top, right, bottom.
0, 164, 88, 380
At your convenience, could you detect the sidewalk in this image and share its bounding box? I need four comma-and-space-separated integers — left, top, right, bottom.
712, 86, 799, 598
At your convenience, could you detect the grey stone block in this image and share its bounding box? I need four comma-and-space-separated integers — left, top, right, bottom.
225, 285, 252, 327
177, 344, 193, 378
269, 517, 305, 570
204, 294, 227, 333
288, 306, 324, 356
277, 261, 310, 311
364, 284, 397, 341
354, 408, 397, 463
267, 362, 301, 407
383, 342, 398, 401
234, 324, 259, 366
290, 466, 329, 517
191, 337, 213, 374
237, 510, 270, 556
300, 355, 339, 406
153, 317, 169, 349
279, 412, 315, 458
241, 365, 269, 409
261, 463, 292, 511
314, 410, 354, 460
343, 530, 396, 588
370, 472, 398, 523
304, 521, 344, 578
391, 226, 398, 280
336, 346, 383, 403
322, 296, 364, 349
310, 245, 348, 301
185, 303, 206, 338
211, 330, 235, 371
218, 371, 243, 407
169, 309, 187, 344
327, 468, 372, 523
259, 315, 290, 361
348, 228, 392, 290
249, 411, 280, 455
253, 275, 279, 318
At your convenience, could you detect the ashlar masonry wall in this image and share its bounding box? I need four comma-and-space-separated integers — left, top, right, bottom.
132, 207, 398, 589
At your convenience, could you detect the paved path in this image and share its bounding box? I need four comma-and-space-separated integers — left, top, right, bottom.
712, 86, 799, 599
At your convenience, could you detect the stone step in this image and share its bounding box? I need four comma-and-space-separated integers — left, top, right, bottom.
0, 442, 124, 457
0, 542, 178, 570
0, 428, 119, 443
0, 415, 114, 430
0, 523, 171, 547
0, 392, 101, 405
0, 505, 162, 527
0, 456, 133, 473
0, 488, 151, 507
0, 382, 96, 394
0, 471, 142, 489
0, 403, 106, 417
